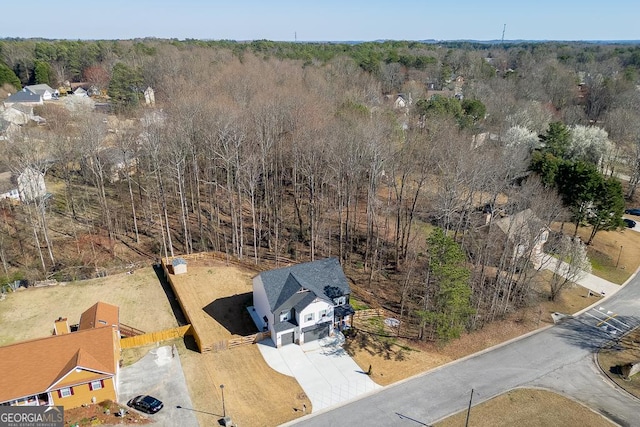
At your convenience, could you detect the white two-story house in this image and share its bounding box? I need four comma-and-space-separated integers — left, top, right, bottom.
252, 258, 355, 347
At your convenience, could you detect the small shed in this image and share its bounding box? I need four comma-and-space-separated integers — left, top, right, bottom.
171, 257, 187, 275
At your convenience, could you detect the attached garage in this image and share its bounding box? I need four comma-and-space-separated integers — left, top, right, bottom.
303, 324, 329, 343
280, 331, 295, 346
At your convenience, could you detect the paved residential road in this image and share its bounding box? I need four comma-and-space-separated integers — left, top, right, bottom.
289, 275, 640, 427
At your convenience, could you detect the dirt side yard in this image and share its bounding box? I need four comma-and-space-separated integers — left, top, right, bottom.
161, 259, 312, 426
166, 261, 259, 347
178, 340, 310, 427
0, 267, 178, 345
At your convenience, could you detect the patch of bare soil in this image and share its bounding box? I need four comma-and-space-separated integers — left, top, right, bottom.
434, 388, 615, 427
166, 261, 258, 347
64, 400, 150, 427
598, 328, 640, 399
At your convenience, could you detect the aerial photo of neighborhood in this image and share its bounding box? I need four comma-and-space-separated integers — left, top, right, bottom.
1, 1, 640, 426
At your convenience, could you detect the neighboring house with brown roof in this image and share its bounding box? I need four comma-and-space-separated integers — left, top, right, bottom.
79, 301, 119, 330
472, 208, 549, 269
0, 302, 121, 409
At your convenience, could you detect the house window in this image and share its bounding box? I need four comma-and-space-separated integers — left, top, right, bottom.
89, 380, 104, 391
319, 309, 327, 318
58, 388, 73, 398
279, 311, 289, 322
334, 296, 346, 306
305, 313, 314, 322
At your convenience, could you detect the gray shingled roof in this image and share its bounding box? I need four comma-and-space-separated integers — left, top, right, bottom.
25, 84, 55, 96
257, 258, 350, 313
5, 90, 42, 104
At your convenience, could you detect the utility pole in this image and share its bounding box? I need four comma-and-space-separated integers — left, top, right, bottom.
295, 32, 297, 42
465, 388, 474, 427
616, 245, 623, 268
220, 384, 226, 417
501, 24, 506, 43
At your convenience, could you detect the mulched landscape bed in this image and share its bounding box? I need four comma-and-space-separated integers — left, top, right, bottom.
64, 400, 150, 426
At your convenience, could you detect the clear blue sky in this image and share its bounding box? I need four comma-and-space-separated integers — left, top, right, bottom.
3, 0, 638, 42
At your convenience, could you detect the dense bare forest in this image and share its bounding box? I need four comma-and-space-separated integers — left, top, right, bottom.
1, 39, 640, 341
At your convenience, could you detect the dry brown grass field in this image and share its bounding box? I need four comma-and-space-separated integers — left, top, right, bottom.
0, 267, 178, 345
434, 388, 615, 427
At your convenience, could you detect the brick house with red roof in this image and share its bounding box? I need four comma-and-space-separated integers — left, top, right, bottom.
0, 302, 121, 408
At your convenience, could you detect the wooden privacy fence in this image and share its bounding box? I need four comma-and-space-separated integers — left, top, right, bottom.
120, 325, 192, 349
164, 251, 294, 272
211, 331, 271, 352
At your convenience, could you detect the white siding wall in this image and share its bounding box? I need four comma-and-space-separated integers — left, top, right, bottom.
252, 276, 275, 338
298, 299, 333, 329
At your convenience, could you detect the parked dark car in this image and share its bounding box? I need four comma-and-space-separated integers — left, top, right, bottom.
624, 208, 640, 216
623, 218, 636, 228
127, 395, 163, 414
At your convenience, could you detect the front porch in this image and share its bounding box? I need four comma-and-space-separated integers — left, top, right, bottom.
2, 393, 51, 407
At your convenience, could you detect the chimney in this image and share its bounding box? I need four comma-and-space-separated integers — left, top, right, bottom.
54, 317, 70, 335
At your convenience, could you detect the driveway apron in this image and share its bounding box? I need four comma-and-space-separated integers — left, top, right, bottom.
258, 333, 381, 412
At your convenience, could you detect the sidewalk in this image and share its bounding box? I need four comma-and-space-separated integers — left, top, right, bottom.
540, 257, 620, 296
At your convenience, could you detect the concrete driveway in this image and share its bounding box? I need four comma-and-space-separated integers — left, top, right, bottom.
117, 345, 198, 427
258, 332, 381, 412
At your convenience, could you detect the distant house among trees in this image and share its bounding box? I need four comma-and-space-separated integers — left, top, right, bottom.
0, 170, 20, 201
394, 93, 411, 109
3, 89, 43, 108
0, 167, 46, 203
24, 84, 59, 100
17, 167, 47, 203
73, 87, 89, 97
474, 208, 549, 269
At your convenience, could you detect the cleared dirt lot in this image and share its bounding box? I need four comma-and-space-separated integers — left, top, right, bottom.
166, 260, 259, 349
0, 267, 178, 345
162, 258, 311, 426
